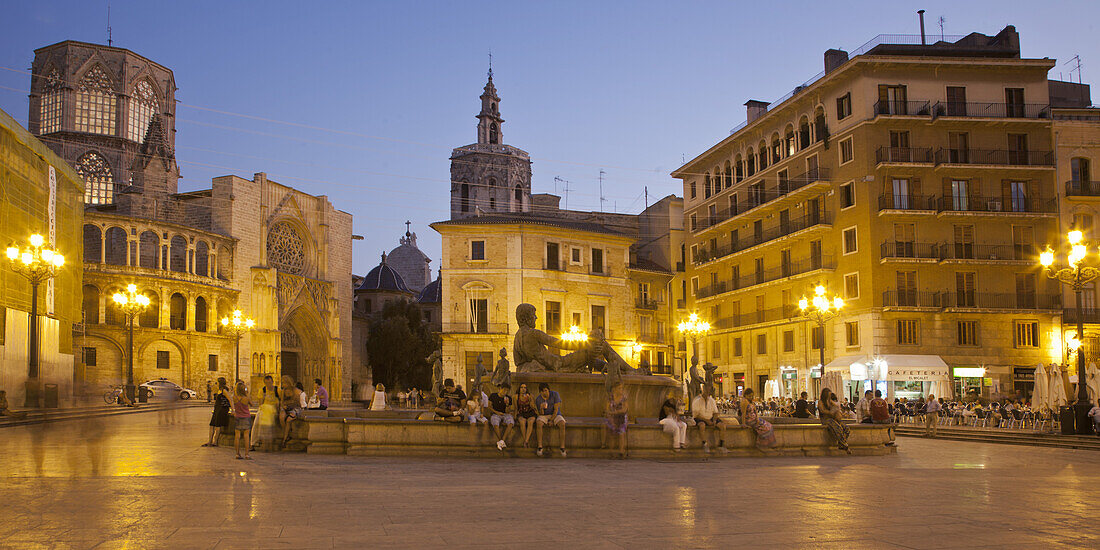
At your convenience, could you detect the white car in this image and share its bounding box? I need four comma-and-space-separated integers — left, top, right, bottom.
138, 379, 198, 400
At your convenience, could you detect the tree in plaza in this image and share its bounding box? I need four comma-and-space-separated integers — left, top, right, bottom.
366, 301, 437, 390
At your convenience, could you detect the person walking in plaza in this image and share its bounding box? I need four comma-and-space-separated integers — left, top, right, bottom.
488, 383, 515, 451
206, 380, 213, 403
659, 391, 687, 450
252, 375, 280, 452
924, 393, 941, 437
818, 388, 851, 453
535, 382, 567, 457
280, 376, 304, 448
232, 381, 253, 460
603, 383, 628, 459
203, 377, 231, 447
692, 386, 727, 453
515, 383, 537, 447
739, 388, 777, 450
370, 383, 388, 411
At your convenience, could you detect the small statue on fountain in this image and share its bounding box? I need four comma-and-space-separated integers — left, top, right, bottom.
427, 349, 443, 397
491, 347, 511, 389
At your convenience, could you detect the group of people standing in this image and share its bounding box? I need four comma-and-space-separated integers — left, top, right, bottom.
202, 375, 329, 459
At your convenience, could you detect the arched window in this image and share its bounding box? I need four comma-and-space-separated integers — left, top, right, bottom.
76, 151, 114, 205
758, 140, 769, 170
195, 296, 208, 332
83, 225, 102, 263
169, 293, 186, 330
734, 154, 744, 183
489, 122, 499, 144
490, 196, 496, 210
82, 285, 100, 324
259, 354, 266, 373
127, 80, 159, 142
139, 291, 159, 328
704, 173, 712, 198
513, 185, 523, 212
798, 116, 811, 149
460, 183, 471, 212
38, 68, 63, 134
139, 230, 159, 269
169, 235, 187, 273
746, 148, 756, 176
723, 161, 732, 189
75, 66, 116, 136
785, 124, 797, 156
104, 227, 127, 266
771, 133, 783, 162
217, 299, 231, 334
105, 289, 124, 326
195, 241, 210, 277
814, 106, 827, 142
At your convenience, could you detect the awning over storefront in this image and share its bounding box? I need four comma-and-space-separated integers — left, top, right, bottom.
823, 354, 950, 381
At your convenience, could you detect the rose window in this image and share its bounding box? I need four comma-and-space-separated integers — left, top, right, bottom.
267, 222, 305, 274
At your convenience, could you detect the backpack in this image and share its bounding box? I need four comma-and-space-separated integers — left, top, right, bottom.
870, 398, 890, 422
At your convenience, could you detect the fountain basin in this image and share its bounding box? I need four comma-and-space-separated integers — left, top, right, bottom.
510, 372, 679, 418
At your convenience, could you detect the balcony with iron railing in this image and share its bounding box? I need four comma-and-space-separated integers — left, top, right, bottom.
873, 100, 932, 117
691, 168, 830, 233
714, 306, 797, 330
442, 322, 510, 335
693, 212, 831, 266
1062, 308, 1100, 324
635, 298, 661, 310
882, 290, 943, 308
933, 148, 1054, 167
875, 146, 934, 164
942, 292, 1060, 310
931, 101, 1051, 119
695, 255, 835, 300
939, 243, 1034, 262
877, 194, 938, 212
880, 241, 939, 261
637, 331, 667, 344
936, 195, 1057, 215
1065, 181, 1100, 198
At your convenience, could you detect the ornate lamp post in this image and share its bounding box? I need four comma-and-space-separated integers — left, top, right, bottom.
112, 284, 150, 401
1040, 229, 1098, 434
221, 309, 255, 382
677, 312, 710, 380
798, 284, 844, 382
6, 234, 65, 407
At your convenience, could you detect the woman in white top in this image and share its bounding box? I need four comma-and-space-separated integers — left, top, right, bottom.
370, 383, 387, 411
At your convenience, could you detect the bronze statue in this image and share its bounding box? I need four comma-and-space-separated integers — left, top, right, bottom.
687, 355, 704, 405
473, 354, 487, 396
491, 347, 511, 388
427, 350, 443, 397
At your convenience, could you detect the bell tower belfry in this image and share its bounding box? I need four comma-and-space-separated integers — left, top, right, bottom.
449, 66, 532, 220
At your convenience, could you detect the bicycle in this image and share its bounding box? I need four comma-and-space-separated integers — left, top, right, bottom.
103, 385, 123, 404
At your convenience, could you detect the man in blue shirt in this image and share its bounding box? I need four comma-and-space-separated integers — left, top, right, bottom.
534, 382, 567, 457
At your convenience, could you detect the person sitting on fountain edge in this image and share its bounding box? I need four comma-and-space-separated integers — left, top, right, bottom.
434, 379, 466, 422
489, 383, 515, 451
535, 382, 567, 457
692, 386, 727, 453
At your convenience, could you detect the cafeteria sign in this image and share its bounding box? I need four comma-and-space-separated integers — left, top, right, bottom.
886, 367, 946, 381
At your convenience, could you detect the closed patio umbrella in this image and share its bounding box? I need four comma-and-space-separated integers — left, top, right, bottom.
1031, 363, 1048, 411
1050, 363, 1069, 409
1086, 363, 1100, 404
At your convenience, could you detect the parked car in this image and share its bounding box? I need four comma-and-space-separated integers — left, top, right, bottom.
138, 379, 198, 400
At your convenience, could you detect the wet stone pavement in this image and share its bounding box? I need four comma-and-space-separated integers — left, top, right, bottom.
1, 408, 1098, 549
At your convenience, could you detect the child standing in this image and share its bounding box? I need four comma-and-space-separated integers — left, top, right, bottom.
233, 381, 253, 460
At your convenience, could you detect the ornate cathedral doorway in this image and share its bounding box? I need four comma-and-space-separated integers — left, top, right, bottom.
281, 307, 330, 390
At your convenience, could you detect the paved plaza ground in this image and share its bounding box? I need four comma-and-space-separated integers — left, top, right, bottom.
1, 408, 1098, 549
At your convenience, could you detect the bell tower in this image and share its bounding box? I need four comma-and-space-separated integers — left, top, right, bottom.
476, 68, 503, 145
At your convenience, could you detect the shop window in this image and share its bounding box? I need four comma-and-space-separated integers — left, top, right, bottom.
157, 350, 170, 369
1014, 321, 1038, 348
957, 321, 979, 346
897, 319, 919, 345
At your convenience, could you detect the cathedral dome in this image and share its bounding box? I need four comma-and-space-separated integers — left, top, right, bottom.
416, 272, 442, 304
358, 252, 411, 293
386, 227, 431, 292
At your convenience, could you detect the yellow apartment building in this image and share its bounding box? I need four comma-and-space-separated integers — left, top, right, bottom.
673, 26, 1071, 402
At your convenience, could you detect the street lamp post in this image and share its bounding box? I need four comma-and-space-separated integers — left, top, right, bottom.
111, 284, 150, 402
677, 312, 710, 381
1040, 230, 1098, 434
221, 309, 255, 382
798, 284, 844, 391
6, 234, 65, 407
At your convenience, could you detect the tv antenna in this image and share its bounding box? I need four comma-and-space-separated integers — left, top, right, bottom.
554, 176, 571, 210
938, 16, 945, 42
598, 169, 607, 212
1067, 55, 1083, 84
107, 3, 113, 46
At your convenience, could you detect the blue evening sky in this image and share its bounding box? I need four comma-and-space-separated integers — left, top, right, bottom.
1, 1, 1097, 275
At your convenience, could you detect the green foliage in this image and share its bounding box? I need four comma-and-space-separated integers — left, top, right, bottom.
365, 300, 437, 390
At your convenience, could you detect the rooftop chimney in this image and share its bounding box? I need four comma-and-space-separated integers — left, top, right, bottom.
745, 100, 770, 123
824, 49, 849, 73
918, 10, 926, 45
